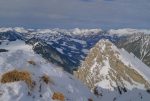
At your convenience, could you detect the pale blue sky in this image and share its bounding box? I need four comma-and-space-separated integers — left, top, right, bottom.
0, 0, 150, 29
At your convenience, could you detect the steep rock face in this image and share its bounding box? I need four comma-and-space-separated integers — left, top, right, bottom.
26, 38, 78, 73
74, 39, 150, 100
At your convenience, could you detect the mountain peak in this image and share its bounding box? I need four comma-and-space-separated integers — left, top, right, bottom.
74, 39, 150, 100
95, 39, 114, 49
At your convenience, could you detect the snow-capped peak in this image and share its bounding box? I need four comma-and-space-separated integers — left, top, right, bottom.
71, 28, 102, 35
109, 28, 150, 35
0, 27, 13, 33
0, 27, 29, 33
14, 27, 29, 33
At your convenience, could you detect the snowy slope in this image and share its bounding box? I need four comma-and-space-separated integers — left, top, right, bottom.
108, 28, 150, 68
117, 33, 150, 67
0, 40, 98, 101
74, 39, 150, 101
119, 48, 150, 82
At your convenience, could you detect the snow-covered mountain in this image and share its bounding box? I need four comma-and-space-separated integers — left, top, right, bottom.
0, 27, 150, 70
0, 39, 99, 101
74, 39, 150, 101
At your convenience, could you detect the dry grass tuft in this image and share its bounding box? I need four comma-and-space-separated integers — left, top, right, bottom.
41, 75, 53, 84
28, 60, 36, 66
52, 92, 65, 101
1, 70, 33, 88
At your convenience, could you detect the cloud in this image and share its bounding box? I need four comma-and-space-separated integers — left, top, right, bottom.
0, 0, 149, 29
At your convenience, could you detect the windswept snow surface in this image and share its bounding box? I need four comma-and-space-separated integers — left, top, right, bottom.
110, 40, 150, 83
108, 41, 150, 83
119, 48, 150, 83
0, 40, 32, 53
0, 40, 98, 101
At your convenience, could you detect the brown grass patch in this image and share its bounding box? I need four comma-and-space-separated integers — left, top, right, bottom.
52, 92, 65, 101
1, 70, 33, 89
28, 60, 36, 65
41, 75, 53, 84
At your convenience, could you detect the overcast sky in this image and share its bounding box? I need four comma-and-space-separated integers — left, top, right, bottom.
0, 0, 150, 29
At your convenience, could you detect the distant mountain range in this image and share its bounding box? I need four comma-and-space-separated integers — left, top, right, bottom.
0, 27, 149, 70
